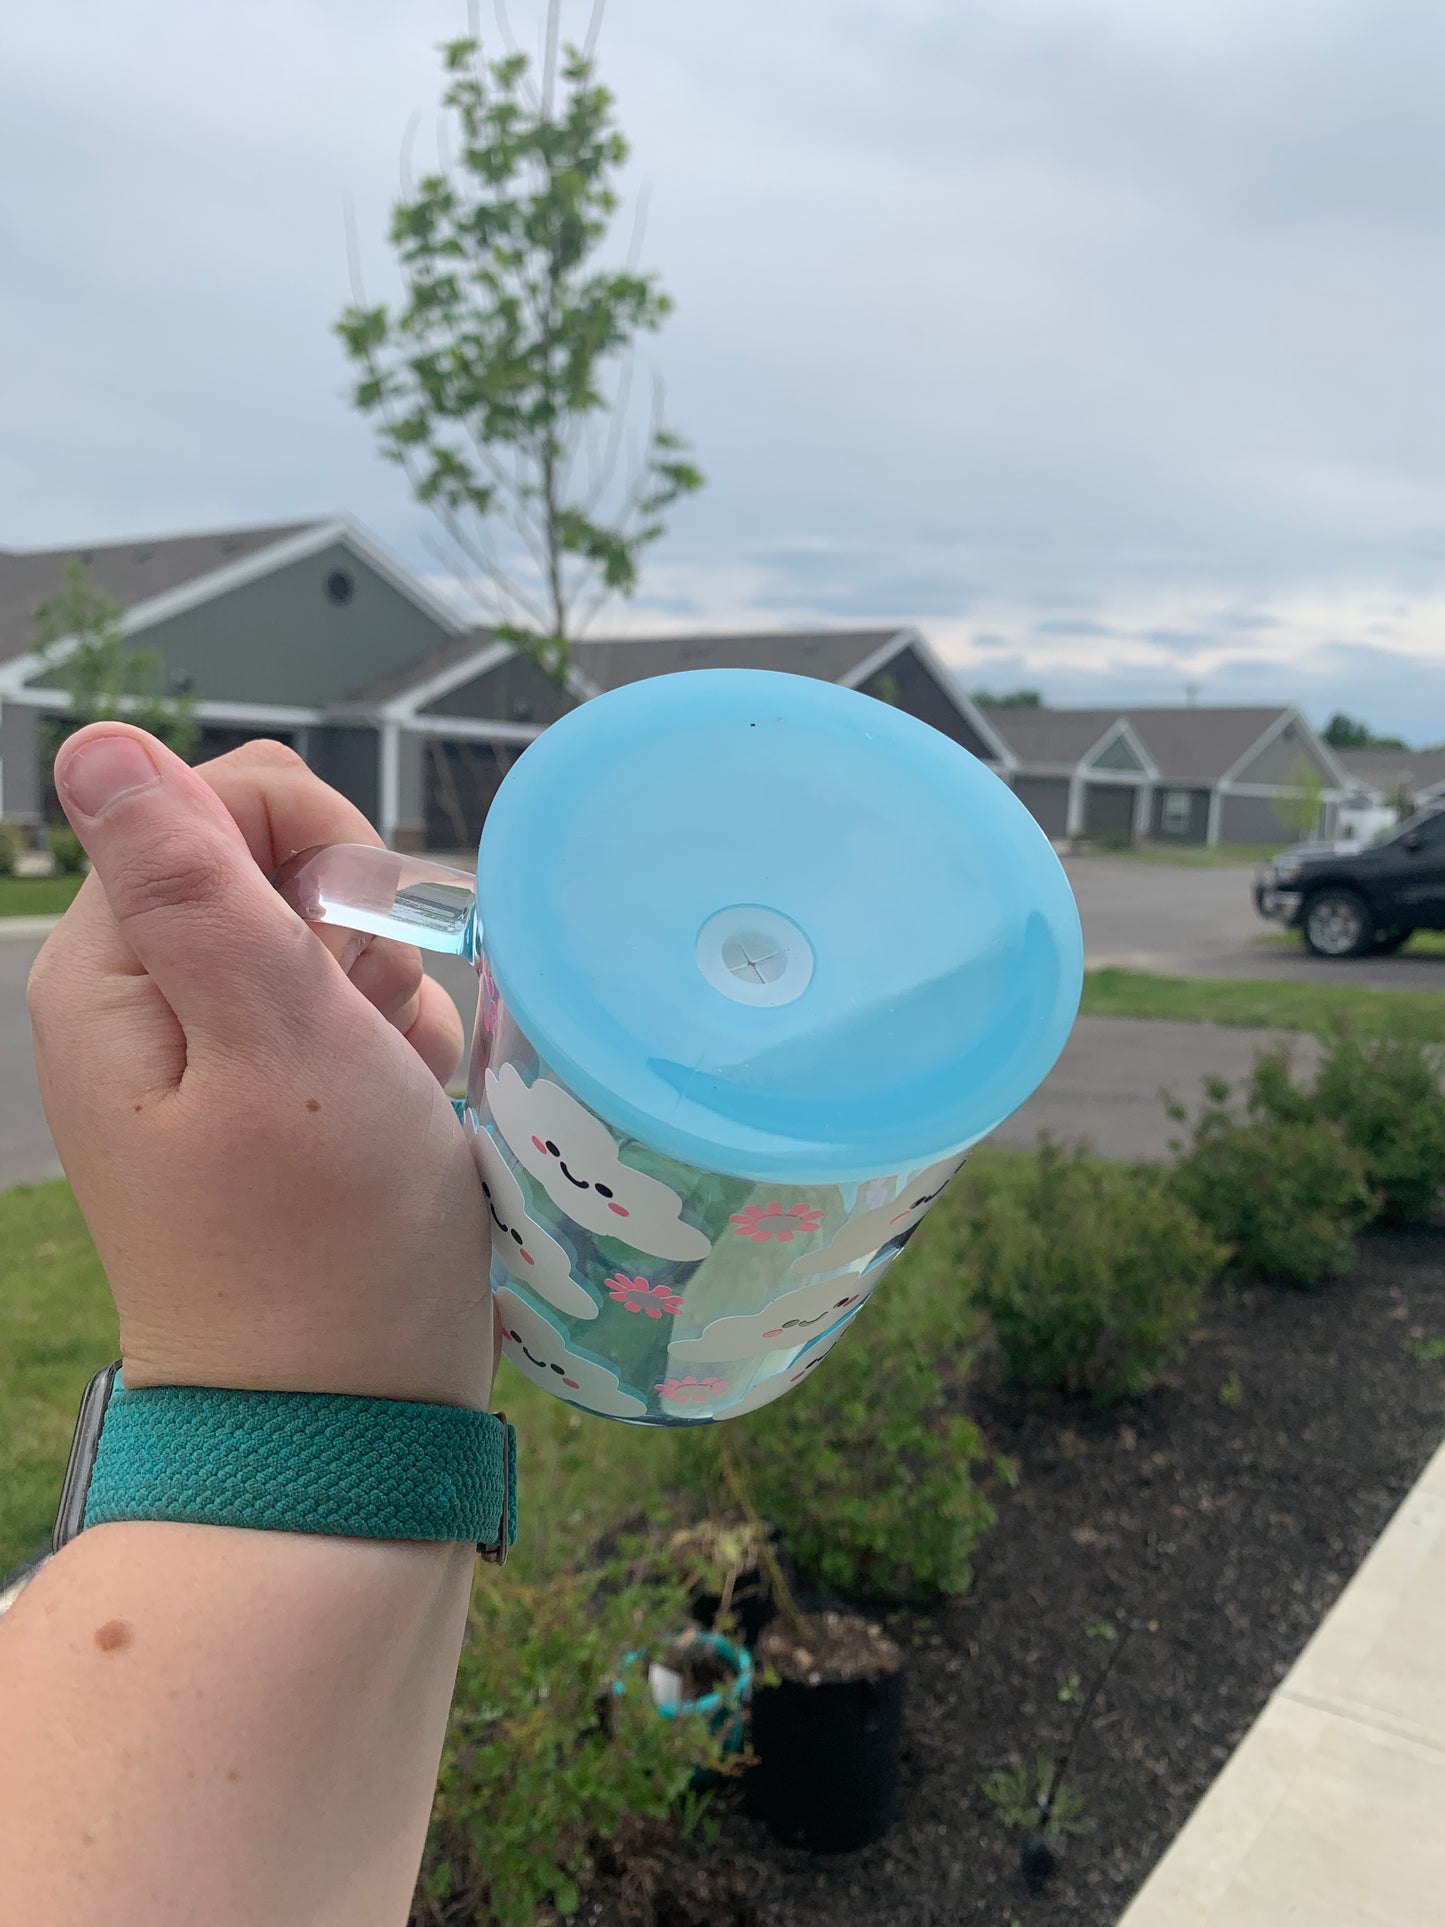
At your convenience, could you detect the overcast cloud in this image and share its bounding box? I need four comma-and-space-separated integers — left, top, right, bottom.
3, 1, 1445, 736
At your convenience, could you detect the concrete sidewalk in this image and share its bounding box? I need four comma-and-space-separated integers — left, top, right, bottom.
1119, 1436, 1445, 1927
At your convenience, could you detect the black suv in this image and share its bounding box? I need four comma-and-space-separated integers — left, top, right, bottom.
1254, 806, 1445, 957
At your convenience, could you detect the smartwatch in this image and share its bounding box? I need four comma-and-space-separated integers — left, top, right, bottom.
54, 1364, 516, 1563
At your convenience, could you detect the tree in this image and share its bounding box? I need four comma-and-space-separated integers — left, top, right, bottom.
1322, 712, 1406, 751
337, 6, 702, 682
34, 562, 197, 759
1272, 754, 1326, 840
973, 688, 1043, 709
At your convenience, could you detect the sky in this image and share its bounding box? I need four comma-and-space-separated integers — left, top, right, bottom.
3, 1, 1445, 738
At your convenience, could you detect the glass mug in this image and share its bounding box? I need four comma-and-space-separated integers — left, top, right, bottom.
276, 668, 1082, 1425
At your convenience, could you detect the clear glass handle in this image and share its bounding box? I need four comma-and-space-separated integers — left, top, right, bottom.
273, 843, 479, 959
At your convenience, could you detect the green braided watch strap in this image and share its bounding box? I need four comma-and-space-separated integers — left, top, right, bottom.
81, 1377, 517, 1557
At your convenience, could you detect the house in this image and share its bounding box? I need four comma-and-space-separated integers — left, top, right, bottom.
1332, 748, 1445, 835
981, 702, 1350, 847
0, 518, 1009, 851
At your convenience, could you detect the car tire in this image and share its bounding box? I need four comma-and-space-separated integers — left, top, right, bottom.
1371, 926, 1415, 955
1301, 888, 1375, 959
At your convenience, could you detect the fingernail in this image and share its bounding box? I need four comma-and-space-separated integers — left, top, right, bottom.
59, 735, 162, 821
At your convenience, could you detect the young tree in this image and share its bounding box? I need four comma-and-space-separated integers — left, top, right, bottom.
34, 562, 197, 759
1272, 754, 1327, 840
338, 6, 703, 682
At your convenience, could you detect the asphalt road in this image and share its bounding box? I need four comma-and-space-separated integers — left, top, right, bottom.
0, 859, 1433, 1189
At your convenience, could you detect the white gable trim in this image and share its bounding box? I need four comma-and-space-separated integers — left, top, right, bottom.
1080, 717, 1160, 782
378, 636, 598, 720
1216, 706, 1353, 793
840, 627, 1017, 768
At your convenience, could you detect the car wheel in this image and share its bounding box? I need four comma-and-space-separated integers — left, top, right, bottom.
1301, 889, 1375, 959
1371, 926, 1415, 955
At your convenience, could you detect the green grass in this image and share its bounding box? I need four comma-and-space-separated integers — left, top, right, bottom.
1076, 841, 1282, 869
0, 875, 83, 918
1254, 929, 1445, 957
0, 1153, 1031, 1581
1081, 967, 1445, 1042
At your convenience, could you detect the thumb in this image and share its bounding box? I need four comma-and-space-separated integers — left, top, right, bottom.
54, 723, 330, 1050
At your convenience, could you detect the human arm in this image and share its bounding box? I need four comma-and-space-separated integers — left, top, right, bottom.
0, 730, 496, 1927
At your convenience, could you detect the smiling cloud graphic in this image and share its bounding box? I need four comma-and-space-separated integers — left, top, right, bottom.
486, 1065, 711, 1261
790, 1155, 967, 1278
474, 1130, 597, 1320
667, 1272, 877, 1363
712, 1320, 852, 1418
495, 1288, 648, 1419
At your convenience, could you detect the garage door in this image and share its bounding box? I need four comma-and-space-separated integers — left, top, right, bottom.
1011, 776, 1071, 839
424, 740, 521, 852
1082, 782, 1136, 839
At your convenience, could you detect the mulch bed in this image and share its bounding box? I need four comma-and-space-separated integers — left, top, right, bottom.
588, 1226, 1445, 1927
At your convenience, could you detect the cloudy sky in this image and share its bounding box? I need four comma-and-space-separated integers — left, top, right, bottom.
4, 1, 1445, 737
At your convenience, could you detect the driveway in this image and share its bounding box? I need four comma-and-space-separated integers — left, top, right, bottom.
1066, 854, 1445, 991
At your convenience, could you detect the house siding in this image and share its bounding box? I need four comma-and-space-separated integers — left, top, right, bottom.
423, 651, 573, 726
859, 646, 994, 760
1218, 792, 1305, 846
1092, 734, 1145, 774
1151, 786, 1211, 843
0, 702, 40, 820
1012, 775, 1071, 838
1232, 717, 1334, 789
47, 543, 456, 709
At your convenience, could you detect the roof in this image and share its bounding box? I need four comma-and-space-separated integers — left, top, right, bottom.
978, 705, 1129, 767
0, 520, 326, 665
570, 628, 903, 691
1115, 706, 1294, 786
1334, 747, 1445, 797
344, 629, 495, 705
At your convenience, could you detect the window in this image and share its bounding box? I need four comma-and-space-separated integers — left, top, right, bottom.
1161, 789, 1192, 834
325, 569, 355, 606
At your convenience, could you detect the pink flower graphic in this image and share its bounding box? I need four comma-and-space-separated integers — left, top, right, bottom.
606, 1274, 684, 1319
729, 1200, 825, 1244
655, 1374, 729, 1404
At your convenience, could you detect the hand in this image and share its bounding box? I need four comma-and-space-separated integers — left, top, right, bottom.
27, 728, 496, 1409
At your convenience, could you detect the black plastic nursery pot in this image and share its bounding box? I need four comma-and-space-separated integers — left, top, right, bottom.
746, 1617, 905, 1852
689, 1568, 777, 1649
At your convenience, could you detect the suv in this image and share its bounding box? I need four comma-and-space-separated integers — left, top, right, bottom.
1254, 806, 1445, 956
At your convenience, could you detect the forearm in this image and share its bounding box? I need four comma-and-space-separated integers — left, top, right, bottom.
0, 1523, 474, 1927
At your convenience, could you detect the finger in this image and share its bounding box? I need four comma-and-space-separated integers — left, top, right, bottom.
400, 975, 467, 1087
52, 723, 332, 1053
197, 740, 383, 972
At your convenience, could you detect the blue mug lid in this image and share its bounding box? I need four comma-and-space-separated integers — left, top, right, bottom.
479, 668, 1082, 1182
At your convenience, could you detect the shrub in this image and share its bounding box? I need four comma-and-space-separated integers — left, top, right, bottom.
1252, 1036, 1445, 1226
0, 821, 21, 877
48, 825, 87, 875
677, 1260, 1003, 1602
1171, 1081, 1375, 1289
968, 1143, 1223, 1403
416, 1562, 725, 1927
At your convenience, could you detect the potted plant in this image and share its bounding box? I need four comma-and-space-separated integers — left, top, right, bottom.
718, 1439, 906, 1852
668, 1518, 776, 1648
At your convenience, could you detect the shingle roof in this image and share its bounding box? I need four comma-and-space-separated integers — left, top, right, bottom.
0, 520, 326, 664
979, 706, 1129, 768
343, 629, 494, 705
1117, 707, 1292, 786
1335, 747, 1445, 797
571, 628, 903, 691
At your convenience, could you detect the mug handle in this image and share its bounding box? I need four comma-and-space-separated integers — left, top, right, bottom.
273, 843, 480, 960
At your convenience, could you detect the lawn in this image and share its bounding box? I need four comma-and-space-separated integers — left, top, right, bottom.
1255, 928, 1445, 957
1074, 840, 1281, 868
0, 874, 83, 918
1081, 966, 1445, 1041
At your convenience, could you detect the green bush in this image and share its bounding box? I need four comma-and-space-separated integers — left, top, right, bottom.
416, 1563, 725, 1927
0, 821, 21, 877
968, 1143, 1223, 1403
47, 825, 87, 875
1251, 1037, 1445, 1226
678, 1265, 1003, 1603
1171, 1080, 1375, 1288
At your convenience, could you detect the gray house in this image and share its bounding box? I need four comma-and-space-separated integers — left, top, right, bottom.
981, 702, 1349, 847
0, 519, 1010, 850
1334, 748, 1445, 820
